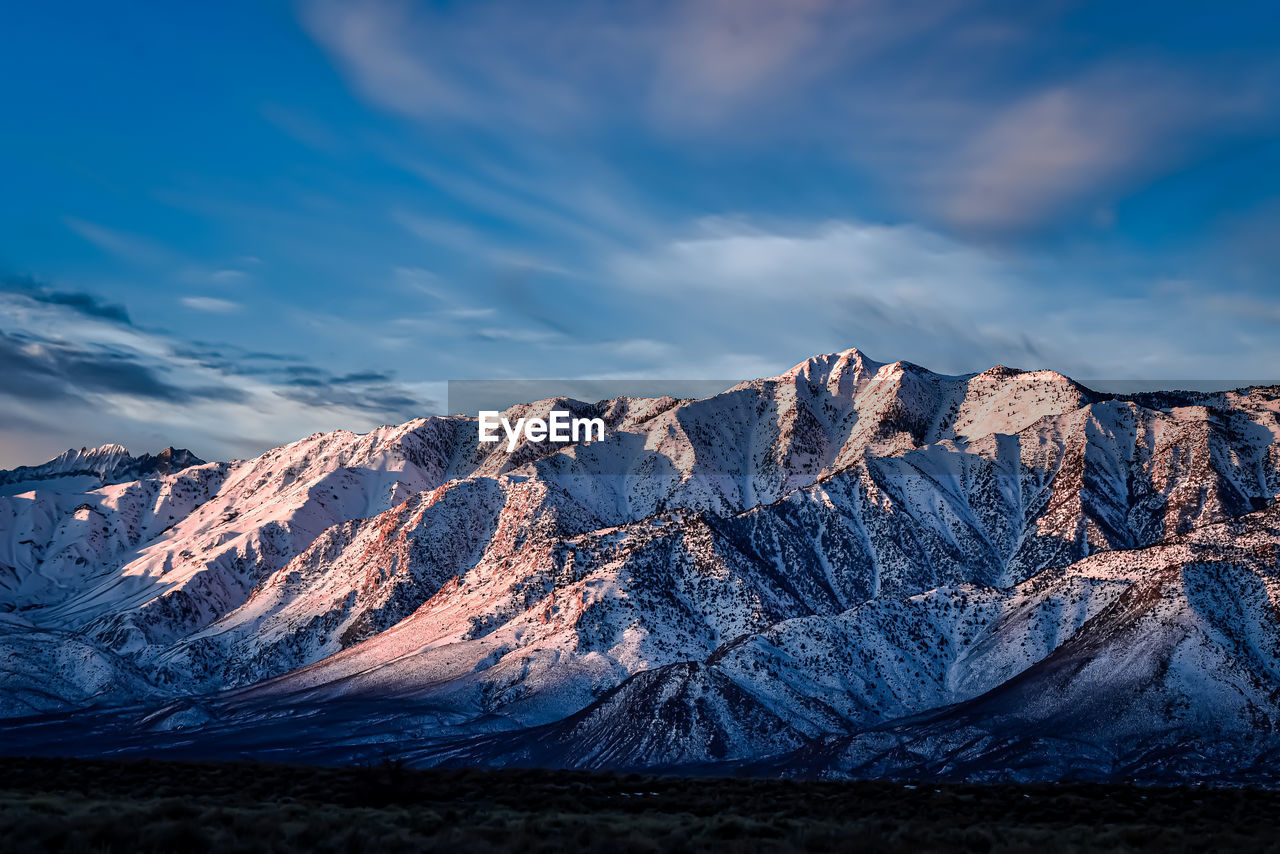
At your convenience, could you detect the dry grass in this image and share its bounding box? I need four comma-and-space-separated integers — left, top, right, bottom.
0, 757, 1277, 852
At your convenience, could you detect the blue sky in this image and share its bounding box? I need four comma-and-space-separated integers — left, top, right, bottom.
3, 0, 1280, 466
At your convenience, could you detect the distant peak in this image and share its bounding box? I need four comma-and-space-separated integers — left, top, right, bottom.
976, 364, 1023, 379
783, 347, 882, 378
831, 346, 869, 361
55, 443, 129, 462
1, 443, 203, 488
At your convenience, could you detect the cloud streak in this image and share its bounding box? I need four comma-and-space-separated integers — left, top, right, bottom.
604, 217, 1280, 383
1, 276, 133, 325
916, 65, 1274, 231
181, 296, 241, 314
0, 284, 439, 468
299, 0, 1280, 237
63, 217, 175, 267
0, 329, 240, 404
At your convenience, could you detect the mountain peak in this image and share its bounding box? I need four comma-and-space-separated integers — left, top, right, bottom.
780, 347, 887, 391
54, 443, 130, 463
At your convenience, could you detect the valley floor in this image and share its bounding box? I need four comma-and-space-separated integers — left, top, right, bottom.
1, 757, 1278, 853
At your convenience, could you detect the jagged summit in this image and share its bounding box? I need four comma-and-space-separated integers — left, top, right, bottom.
50, 443, 131, 468
60, 442, 129, 458
2, 347, 1280, 784
0, 444, 205, 489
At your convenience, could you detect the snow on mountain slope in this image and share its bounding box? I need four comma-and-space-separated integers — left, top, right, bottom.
757, 506, 1280, 783
2, 347, 1280, 784
0, 462, 229, 613
0, 617, 157, 717
419, 568, 1129, 772
415, 505, 1280, 776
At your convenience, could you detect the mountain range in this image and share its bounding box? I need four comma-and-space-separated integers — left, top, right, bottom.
3, 347, 1280, 784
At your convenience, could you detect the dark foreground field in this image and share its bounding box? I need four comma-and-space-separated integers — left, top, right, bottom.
1, 757, 1279, 853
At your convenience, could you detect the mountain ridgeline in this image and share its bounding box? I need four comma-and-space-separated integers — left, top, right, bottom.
2, 348, 1280, 784
0, 445, 204, 491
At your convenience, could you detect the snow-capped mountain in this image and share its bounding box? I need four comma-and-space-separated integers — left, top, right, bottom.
3, 348, 1280, 784
0, 445, 204, 494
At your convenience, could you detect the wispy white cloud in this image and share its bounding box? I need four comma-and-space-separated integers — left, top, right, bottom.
392, 208, 573, 275
296, 0, 632, 129
297, 0, 1280, 239
605, 217, 1280, 382
259, 103, 345, 153
647, 0, 830, 127
207, 269, 251, 284
297, 0, 466, 119
392, 210, 494, 256
63, 217, 175, 266
916, 65, 1273, 231
181, 296, 242, 314
647, 0, 966, 131
297, 0, 961, 134
614, 217, 1006, 303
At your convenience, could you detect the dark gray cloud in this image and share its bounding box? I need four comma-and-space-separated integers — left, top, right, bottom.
0, 258, 452, 467
172, 343, 312, 376
276, 368, 434, 421
170, 348, 436, 419
2, 276, 132, 325
0, 329, 218, 404
0, 282, 439, 458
